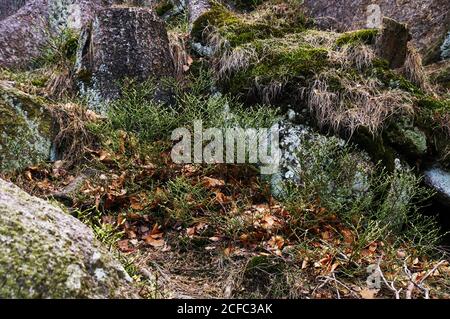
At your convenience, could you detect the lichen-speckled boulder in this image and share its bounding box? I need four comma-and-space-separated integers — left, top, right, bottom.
76, 7, 174, 111
0, 0, 104, 69
0, 178, 139, 298
0, 81, 54, 172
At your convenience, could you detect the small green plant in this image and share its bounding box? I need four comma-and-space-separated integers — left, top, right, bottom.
75, 207, 124, 249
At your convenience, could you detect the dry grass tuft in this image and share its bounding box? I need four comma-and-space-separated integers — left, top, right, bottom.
329, 43, 376, 71
44, 66, 76, 99
169, 32, 191, 81
215, 45, 257, 79
50, 103, 98, 166
306, 71, 414, 134
404, 43, 429, 92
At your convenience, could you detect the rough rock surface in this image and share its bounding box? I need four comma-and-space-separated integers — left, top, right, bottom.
0, 0, 104, 69
0, 178, 138, 298
375, 17, 411, 69
0, 81, 54, 172
301, 0, 450, 60
188, 0, 211, 26
76, 7, 174, 110
0, 0, 27, 20
424, 166, 450, 206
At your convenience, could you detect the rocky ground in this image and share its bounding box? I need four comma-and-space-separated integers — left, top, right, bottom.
1, 0, 450, 299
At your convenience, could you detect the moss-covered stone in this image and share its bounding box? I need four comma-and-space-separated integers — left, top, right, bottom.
0, 178, 138, 298
0, 82, 54, 172
225, 34, 329, 100
191, 3, 306, 46
385, 121, 428, 159
335, 29, 379, 47
155, 0, 174, 16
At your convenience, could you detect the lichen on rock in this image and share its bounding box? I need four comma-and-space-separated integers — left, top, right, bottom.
0, 178, 138, 298
0, 81, 54, 172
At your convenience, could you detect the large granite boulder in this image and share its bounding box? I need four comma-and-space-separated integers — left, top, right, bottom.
75, 7, 174, 110
0, 0, 104, 69
301, 0, 450, 62
0, 178, 139, 298
0, 81, 54, 172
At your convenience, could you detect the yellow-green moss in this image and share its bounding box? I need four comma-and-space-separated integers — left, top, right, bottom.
191, 3, 306, 47
155, 0, 174, 16
228, 43, 328, 97
335, 29, 379, 46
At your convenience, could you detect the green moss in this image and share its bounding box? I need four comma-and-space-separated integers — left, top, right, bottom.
335, 29, 378, 46
385, 121, 428, 158
228, 42, 328, 97
155, 0, 174, 16
371, 66, 423, 95
417, 97, 450, 112
191, 3, 305, 46
232, 0, 265, 11
354, 127, 396, 171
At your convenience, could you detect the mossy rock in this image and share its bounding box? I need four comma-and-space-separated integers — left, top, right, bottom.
384, 121, 427, 159
155, 0, 174, 16
335, 29, 379, 47
0, 82, 54, 172
225, 36, 329, 101
0, 178, 139, 298
191, 3, 306, 46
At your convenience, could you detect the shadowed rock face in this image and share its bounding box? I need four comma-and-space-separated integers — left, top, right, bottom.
375, 17, 411, 69
76, 7, 174, 110
0, 0, 104, 69
0, 0, 27, 20
0, 178, 139, 298
302, 0, 450, 61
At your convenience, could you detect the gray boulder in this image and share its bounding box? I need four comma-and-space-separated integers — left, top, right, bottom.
188, 0, 210, 26
76, 7, 174, 111
0, 0, 104, 69
0, 178, 139, 298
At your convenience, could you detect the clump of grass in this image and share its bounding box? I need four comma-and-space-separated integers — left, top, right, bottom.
108, 71, 280, 143
306, 70, 414, 135
404, 43, 429, 92
279, 137, 441, 255
32, 27, 80, 99
50, 102, 97, 167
